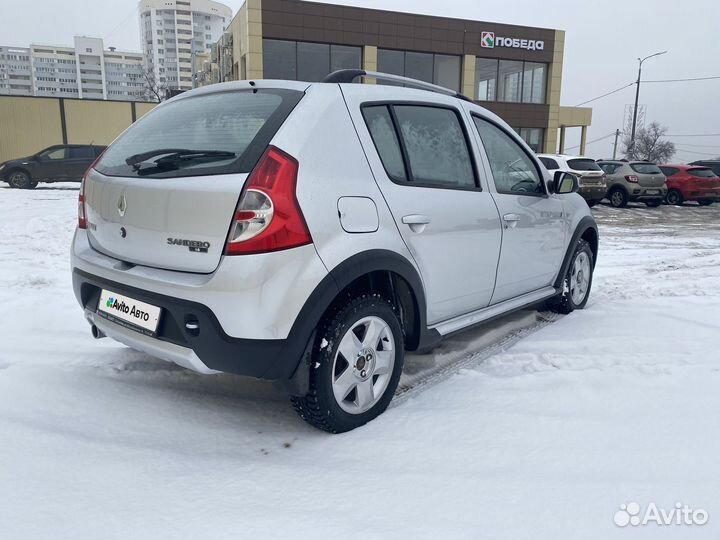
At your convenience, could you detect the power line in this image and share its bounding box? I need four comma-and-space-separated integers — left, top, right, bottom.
565, 131, 617, 151
643, 76, 720, 83
674, 147, 720, 157
666, 133, 720, 137
574, 83, 634, 107
668, 142, 720, 148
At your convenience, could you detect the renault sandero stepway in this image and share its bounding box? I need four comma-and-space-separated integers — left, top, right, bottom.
71, 70, 598, 433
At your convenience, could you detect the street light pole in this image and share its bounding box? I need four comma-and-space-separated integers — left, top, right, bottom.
628, 51, 667, 156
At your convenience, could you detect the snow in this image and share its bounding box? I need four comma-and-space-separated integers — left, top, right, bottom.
1, 183, 719, 539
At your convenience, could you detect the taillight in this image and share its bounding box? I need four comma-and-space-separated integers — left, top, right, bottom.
225, 146, 311, 255
625, 175, 639, 183
78, 172, 88, 229
78, 152, 104, 230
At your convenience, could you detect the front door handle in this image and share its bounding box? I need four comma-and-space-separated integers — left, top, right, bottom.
402, 214, 431, 233
503, 213, 521, 229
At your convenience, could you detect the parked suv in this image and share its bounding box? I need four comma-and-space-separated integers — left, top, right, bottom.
597, 160, 667, 207
71, 71, 598, 433
537, 154, 607, 206
658, 164, 720, 205
0, 144, 106, 189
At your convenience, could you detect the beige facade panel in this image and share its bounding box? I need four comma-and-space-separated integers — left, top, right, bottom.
559, 106, 592, 127
0, 97, 63, 162
135, 102, 158, 120
64, 100, 133, 145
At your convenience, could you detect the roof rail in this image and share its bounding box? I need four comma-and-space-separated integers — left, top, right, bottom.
322, 69, 473, 102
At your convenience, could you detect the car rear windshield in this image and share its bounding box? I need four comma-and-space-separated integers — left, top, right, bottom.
95, 89, 303, 178
567, 158, 602, 172
689, 168, 717, 178
630, 163, 662, 175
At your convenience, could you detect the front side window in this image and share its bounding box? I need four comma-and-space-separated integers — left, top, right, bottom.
41, 147, 66, 160
473, 117, 544, 195
362, 104, 476, 189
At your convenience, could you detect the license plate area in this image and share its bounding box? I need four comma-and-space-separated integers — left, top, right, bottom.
97, 289, 162, 336
646, 189, 660, 195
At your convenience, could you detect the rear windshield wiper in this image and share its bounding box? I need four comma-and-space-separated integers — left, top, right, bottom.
125, 149, 237, 169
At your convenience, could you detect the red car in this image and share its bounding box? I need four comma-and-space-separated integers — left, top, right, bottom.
658, 164, 720, 206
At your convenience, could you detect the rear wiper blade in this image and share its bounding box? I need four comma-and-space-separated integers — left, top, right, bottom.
125, 149, 236, 168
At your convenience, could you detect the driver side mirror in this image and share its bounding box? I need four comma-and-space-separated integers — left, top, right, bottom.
552, 171, 579, 194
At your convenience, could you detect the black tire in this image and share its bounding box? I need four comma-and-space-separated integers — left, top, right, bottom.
548, 238, 594, 315
6, 170, 37, 190
666, 189, 683, 206
291, 294, 405, 433
645, 201, 661, 207
698, 200, 713, 206
608, 187, 628, 208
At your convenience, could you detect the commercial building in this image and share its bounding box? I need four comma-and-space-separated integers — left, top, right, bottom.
0, 38, 145, 101
138, 0, 233, 92
208, 0, 591, 153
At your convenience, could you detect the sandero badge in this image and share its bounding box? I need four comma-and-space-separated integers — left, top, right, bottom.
167, 237, 211, 253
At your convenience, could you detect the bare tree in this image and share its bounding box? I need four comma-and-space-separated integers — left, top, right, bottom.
142, 68, 166, 103
622, 122, 676, 163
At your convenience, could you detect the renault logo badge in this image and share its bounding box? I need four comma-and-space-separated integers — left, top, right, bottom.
117, 194, 127, 217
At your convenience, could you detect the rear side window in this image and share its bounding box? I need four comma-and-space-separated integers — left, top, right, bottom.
539, 157, 559, 170
567, 158, 602, 172
659, 167, 678, 177
96, 89, 302, 178
362, 104, 477, 189
599, 163, 620, 174
630, 163, 662, 175
689, 168, 717, 178
362, 106, 407, 181
68, 146, 95, 159
394, 105, 476, 188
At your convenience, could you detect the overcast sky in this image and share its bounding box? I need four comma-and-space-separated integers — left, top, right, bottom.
2, 0, 719, 161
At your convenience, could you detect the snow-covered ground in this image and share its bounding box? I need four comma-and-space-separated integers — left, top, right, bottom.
1, 183, 719, 539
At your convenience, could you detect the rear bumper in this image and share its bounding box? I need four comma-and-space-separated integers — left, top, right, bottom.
73, 268, 297, 379
578, 185, 607, 201
628, 187, 667, 201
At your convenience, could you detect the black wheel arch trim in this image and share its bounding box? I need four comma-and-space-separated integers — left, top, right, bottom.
553, 216, 599, 290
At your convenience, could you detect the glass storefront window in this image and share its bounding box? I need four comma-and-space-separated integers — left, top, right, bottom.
434, 54, 461, 92
297, 42, 330, 82
475, 58, 547, 104
263, 39, 296, 80
518, 128, 544, 152
263, 39, 361, 82
377, 49, 461, 92
497, 60, 523, 103
522, 62, 546, 104
475, 58, 498, 101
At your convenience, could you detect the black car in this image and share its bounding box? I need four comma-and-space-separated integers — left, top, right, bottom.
689, 160, 720, 177
0, 144, 106, 189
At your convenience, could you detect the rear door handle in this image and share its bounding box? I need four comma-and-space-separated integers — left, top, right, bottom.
402, 214, 431, 233
503, 213, 521, 229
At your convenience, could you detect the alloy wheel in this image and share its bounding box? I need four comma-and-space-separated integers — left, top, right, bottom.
570, 252, 591, 305
331, 316, 395, 414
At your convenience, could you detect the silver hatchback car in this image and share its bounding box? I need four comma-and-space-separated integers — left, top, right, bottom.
71, 70, 598, 432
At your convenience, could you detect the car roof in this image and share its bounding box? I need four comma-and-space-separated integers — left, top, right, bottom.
537, 154, 594, 160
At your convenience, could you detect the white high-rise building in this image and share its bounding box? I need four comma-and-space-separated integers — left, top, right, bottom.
138, 0, 232, 93
0, 37, 145, 101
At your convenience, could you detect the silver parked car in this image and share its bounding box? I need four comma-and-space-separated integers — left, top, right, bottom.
71, 71, 598, 433
597, 160, 667, 207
